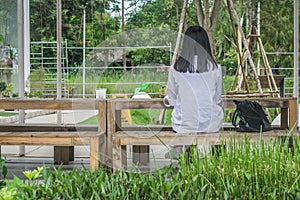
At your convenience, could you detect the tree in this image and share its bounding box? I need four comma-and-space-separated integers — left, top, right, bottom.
259, 0, 294, 70
29, 0, 121, 69
125, 0, 185, 65
126, 0, 183, 30
194, 0, 221, 56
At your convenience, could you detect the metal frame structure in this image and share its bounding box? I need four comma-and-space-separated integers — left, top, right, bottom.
29, 43, 172, 98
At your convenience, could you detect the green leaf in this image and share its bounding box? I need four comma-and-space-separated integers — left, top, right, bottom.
245, 173, 251, 180
2, 166, 7, 179
140, 83, 149, 91
134, 83, 149, 94
134, 88, 141, 94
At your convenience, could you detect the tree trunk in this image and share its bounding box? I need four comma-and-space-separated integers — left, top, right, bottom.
194, 0, 221, 57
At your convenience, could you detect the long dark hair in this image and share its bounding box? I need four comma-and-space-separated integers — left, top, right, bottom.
174, 26, 217, 73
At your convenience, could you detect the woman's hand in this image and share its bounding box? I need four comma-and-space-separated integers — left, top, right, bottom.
163, 96, 171, 107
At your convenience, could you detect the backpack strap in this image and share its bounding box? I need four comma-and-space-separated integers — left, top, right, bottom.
231, 109, 239, 127
231, 100, 242, 127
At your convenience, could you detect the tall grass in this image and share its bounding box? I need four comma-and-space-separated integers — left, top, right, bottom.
9, 135, 300, 199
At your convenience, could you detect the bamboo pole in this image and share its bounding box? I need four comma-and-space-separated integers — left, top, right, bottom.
257, 37, 279, 94
227, 0, 263, 94
161, 0, 188, 124
172, 0, 188, 64
226, 0, 249, 93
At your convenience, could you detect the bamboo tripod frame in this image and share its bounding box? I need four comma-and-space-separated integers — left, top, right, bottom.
226, 0, 279, 98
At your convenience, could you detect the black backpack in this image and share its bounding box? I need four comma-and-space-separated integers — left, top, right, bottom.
231, 100, 273, 132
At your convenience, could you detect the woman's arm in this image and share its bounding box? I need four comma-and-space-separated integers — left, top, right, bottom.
216, 66, 223, 106
166, 66, 177, 106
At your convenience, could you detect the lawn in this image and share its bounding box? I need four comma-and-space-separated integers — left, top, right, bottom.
0, 111, 18, 117
80, 109, 172, 125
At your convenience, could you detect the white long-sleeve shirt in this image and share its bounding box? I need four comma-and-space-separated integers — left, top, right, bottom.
166, 64, 223, 133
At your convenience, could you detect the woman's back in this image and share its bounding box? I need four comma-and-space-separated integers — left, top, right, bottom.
167, 65, 223, 133
166, 25, 224, 133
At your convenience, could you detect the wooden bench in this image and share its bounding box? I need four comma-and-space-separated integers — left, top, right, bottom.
259, 75, 285, 97
0, 98, 106, 170
107, 97, 298, 170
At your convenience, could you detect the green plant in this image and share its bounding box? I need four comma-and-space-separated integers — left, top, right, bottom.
30, 66, 46, 94
219, 49, 238, 76
4, 166, 45, 199
0, 157, 8, 198
28, 91, 44, 98
10, 136, 299, 199
134, 83, 149, 94
8, 48, 16, 60
0, 82, 7, 93
2, 83, 13, 97
0, 186, 17, 200
0, 157, 7, 181
22, 166, 44, 182
2, 134, 300, 199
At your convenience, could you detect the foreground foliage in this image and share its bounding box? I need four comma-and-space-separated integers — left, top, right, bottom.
1, 136, 300, 199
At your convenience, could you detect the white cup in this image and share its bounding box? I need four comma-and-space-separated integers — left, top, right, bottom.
96, 88, 107, 99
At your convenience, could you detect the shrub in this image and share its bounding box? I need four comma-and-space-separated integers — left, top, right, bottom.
0, 82, 7, 93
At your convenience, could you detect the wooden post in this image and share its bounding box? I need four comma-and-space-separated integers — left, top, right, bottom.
133, 145, 149, 166
289, 98, 298, 131
54, 146, 69, 165
90, 137, 100, 170
98, 101, 106, 134
106, 100, 116, 167
98, 101, 107, 166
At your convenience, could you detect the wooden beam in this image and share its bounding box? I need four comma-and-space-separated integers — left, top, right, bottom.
113, 131, 293, 146
0, 99, 104, 110
112, 97, 295, 110
0, 124, 98, 132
